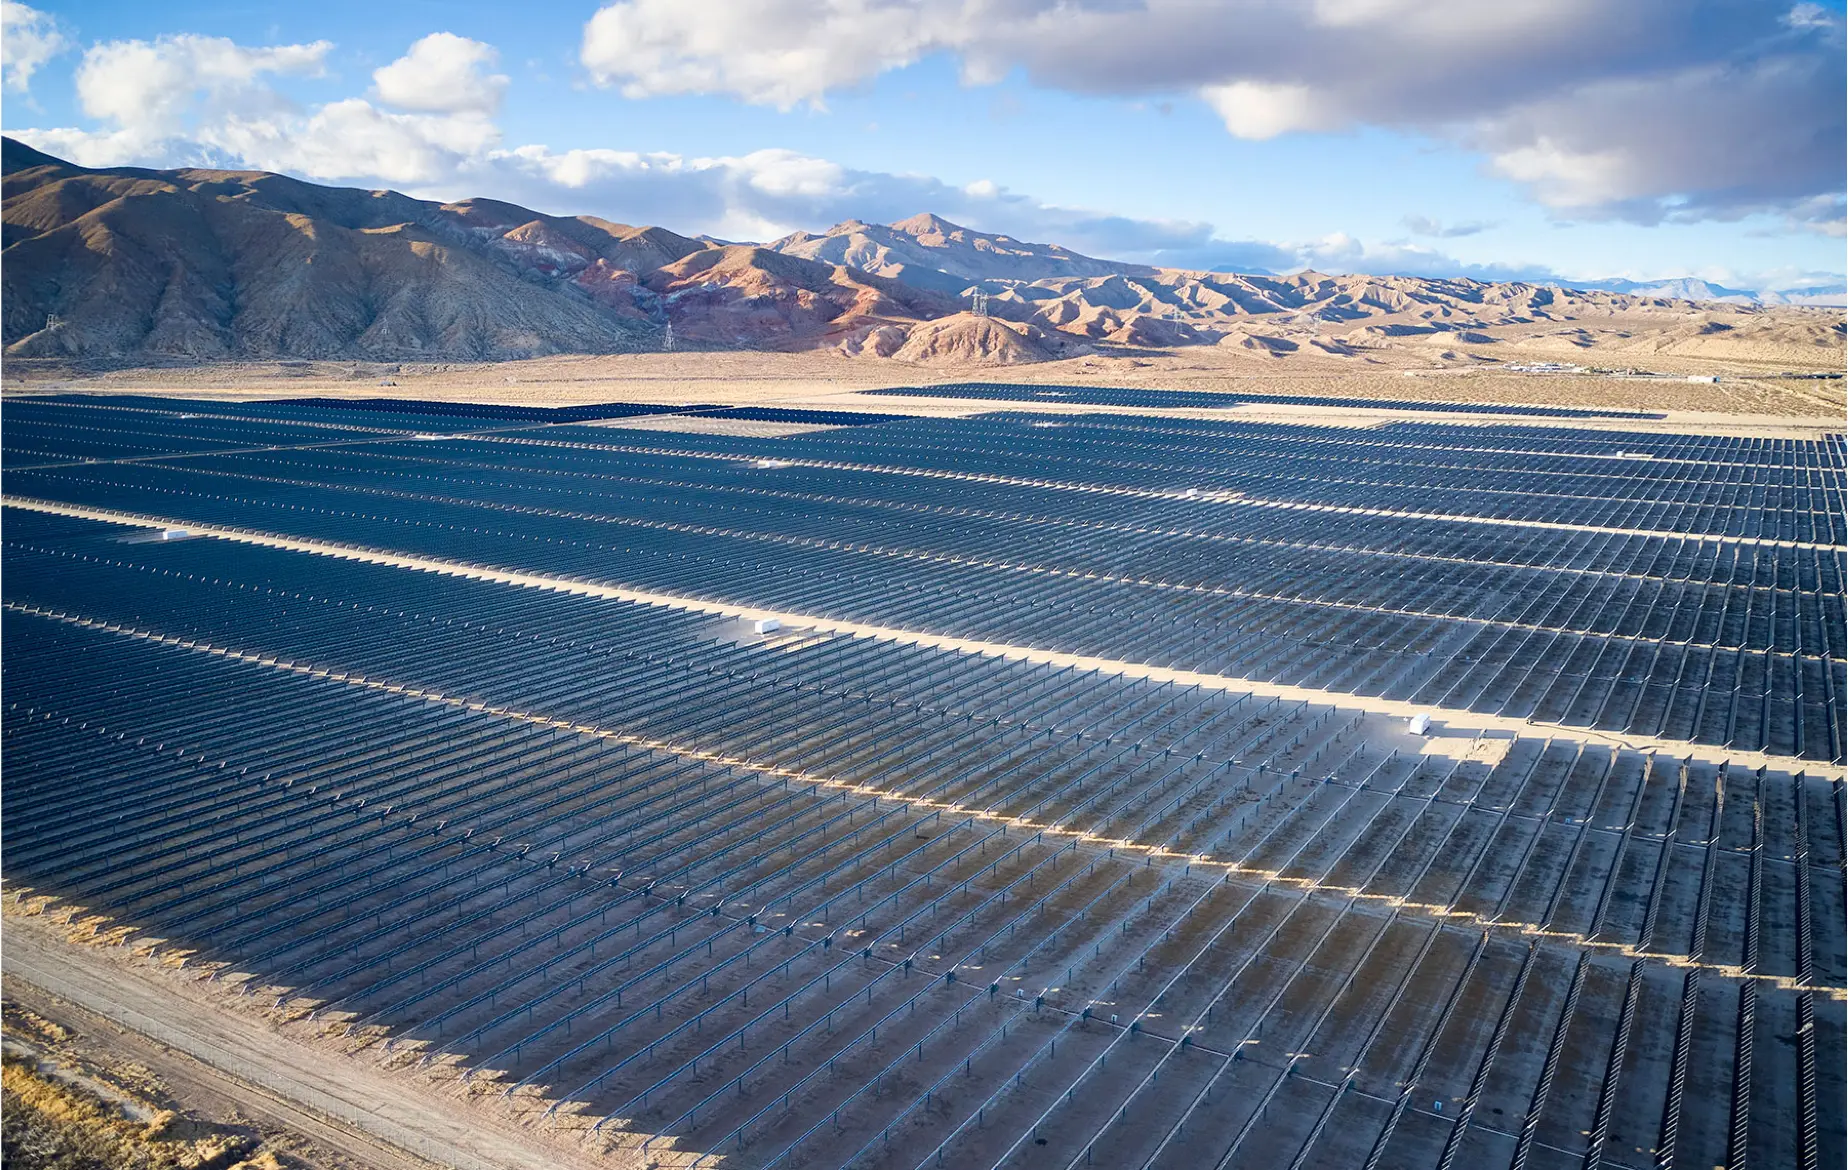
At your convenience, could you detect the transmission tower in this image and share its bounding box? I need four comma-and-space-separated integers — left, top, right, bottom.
970, 290, 990, 318
663, 320, 675, 351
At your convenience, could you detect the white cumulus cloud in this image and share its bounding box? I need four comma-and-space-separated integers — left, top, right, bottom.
373, 32, 507, 114
68, 33, 331, 153
1, 1, 68, 94
211, 99, 501, 185
1198, 82, 1338, 140
14, 32, 505, 183
581, 0, 960, 109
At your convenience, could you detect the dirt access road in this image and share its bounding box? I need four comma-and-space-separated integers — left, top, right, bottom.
5, 974, 419, 1170
2, 927, 643, 1170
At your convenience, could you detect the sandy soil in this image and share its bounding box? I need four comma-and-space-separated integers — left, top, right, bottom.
2, 917, 665, 1170
4, 347, 1842, 423
4, 980, 415, 1170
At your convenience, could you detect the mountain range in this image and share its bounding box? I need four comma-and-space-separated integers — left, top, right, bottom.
3, 137, 1840, 369
1561, 276, 1846, 307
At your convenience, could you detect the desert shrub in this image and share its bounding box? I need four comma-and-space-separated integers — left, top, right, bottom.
2, 1056, 133, 1170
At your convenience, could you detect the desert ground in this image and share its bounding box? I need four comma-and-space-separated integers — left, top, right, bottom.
4, 342, 1843, 431
3, 973, 411, 1170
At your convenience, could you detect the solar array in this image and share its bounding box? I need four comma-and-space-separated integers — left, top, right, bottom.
2, 392, 1842, 1170
273, 396, 702, 424
877, 382, 1668, 419
265, 399, 909, 428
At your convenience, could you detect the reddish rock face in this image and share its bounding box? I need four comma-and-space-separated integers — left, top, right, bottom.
572, 262, 653, 319
491, 222, 597, 277
644, 245, 957, 352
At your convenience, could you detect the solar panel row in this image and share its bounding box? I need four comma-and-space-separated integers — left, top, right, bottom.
878, 381, 1667, 419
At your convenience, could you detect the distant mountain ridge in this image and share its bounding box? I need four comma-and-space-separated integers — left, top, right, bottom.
4, 138, 1839, 368
2, 137, 685, 360
1558, 276, 1846, 307
766, 212, 1841, 311
769, 212, 1153, 292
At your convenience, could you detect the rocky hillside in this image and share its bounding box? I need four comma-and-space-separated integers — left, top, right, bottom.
643, 244, 957, 351
1, 140, 952, 363
888, 313, 1086, 366
5, 139, 1839, 369
769, 212, 1146, 292
2, 139, 675, 360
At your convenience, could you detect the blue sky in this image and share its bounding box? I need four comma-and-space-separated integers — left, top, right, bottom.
4, 0, 1843, 290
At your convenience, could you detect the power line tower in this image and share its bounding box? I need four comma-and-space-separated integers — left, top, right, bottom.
663, 320, 675, 352
969, 290, 990, 318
